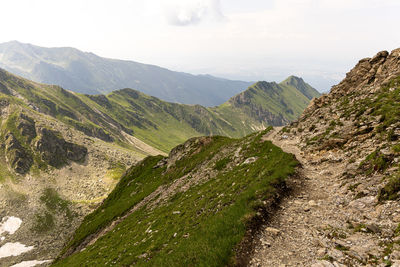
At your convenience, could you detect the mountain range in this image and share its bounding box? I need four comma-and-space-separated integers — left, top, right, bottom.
52, 48, 400, 267
0, 64, 318, 266
0, 68, 318, 153
0, 41, 254, 106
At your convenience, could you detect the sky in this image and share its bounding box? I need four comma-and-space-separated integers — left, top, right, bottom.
1, 0, 400, 91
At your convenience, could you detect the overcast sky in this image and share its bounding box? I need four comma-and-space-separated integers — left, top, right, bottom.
1, 0, 399, 91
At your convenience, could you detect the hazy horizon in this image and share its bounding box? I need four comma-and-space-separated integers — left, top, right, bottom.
1, 0, 399, 91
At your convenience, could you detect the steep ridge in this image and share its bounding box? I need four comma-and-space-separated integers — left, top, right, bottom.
280, 75, 321, 100
214, 79, 319, 127
250, 48, 400, 266
0, 41, 252, 106
53, 128, 299, 266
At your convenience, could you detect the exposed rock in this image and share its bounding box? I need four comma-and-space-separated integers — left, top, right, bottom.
35, 128, 87, 167
17, 113, 36, 143
4, 132, 33, 174
311, 261, 335, 267
243, 157, 258, 165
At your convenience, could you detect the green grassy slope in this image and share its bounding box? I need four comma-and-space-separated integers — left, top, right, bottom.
53, 128, 299, 266
215, 80, 318, 128
0, 68, 317, 153
280, 76, 321, 100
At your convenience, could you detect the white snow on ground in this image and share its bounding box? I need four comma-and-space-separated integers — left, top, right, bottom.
0, 242, 34, 258
10, 260, 52, 267
0, 216, 22, 235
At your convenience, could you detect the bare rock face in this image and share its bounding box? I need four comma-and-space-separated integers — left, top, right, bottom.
303, 48, 400, 117
17, 113, 37, 143
4, 132, 33, 174
35, 128, 87, 168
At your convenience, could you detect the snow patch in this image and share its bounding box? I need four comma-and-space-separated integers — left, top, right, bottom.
0, 242, 34, 258
0, 216, 22, 235
10, 260, 52, 267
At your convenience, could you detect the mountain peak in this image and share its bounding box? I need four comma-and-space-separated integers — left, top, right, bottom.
280, 75, 320, 100
282, 75, 306, 86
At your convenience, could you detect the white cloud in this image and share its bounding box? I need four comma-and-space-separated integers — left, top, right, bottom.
163, 0, 224, 26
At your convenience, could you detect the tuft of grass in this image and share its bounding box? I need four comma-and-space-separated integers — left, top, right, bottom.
359, 150, 391, 175
393, 144, 400, 153
378, 171, 400, 201
214, 157, 230, 171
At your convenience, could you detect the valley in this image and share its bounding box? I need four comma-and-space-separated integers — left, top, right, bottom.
0, 63, 317, 266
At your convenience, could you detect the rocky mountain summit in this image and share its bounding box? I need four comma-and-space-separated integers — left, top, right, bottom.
250, 48, 400, 266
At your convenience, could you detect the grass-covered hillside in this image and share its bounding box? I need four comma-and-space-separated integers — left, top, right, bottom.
0, 68, 318, 152
215, 78, 319, 129
54, 128, 299, 266
280, 75, 321, 100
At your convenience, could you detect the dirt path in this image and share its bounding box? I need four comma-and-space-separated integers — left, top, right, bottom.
249, 128, 387, 266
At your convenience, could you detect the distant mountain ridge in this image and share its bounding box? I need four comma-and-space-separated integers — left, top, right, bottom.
0, 67, 318, 153
0, 41, 253, 106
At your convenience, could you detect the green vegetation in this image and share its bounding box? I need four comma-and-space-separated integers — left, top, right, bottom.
32, 188, 74, 234
106, 162, 127, 180
359, 150, 391, 176
214, 157, 231, 170
280, 76, 321, 100
0, 68, 317, 154
393, 144, 400, 153
40, 188, 73, 220
54, 129, 299, 266
378, 171, 400, 201
32, 211, 55, 233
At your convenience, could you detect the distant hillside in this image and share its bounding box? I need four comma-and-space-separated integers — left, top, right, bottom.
0, 41, 252, 106
213, 78, 320, 129
0, 68, 318, 152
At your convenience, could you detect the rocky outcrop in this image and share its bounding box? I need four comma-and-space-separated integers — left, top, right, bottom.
303, 48, 400, 117
35, 128, 87, 168
17, 113, 37, 143
257, 48, 400, 266
4, 132, 33, 174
